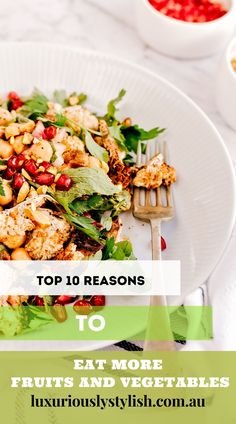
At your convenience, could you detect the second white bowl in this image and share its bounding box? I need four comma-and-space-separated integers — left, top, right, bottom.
135, 0, 236, 59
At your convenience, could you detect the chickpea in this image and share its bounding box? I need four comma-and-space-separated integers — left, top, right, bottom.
0, 139, 14, 159
0, 181, 13, 206
3, 234, 26, 249
11, 248, 31, 261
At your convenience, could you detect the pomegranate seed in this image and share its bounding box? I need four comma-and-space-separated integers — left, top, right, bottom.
10, 99, 24, 110
7, 155, 18, 169
7, 91, 20, 101
40, 161, 51, 171
8, 154, 25, 170
35, 296, 44, 306
23, 159, 38, 176
12, 173, 25, 190
35, 172, 55, 186
161, 236, 167, 251
3, 167, 15, 180
42, 126, 57, 140
55, 174, 73, 191
148, 0, 227, 22
55, 295, 76, 306
73, 300, 93, 315
91, 295, 106, 309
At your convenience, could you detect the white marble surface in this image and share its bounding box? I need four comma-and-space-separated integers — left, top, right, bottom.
0, 0, 235, 160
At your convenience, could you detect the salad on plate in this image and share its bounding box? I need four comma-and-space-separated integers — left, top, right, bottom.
0, 88, 176, 336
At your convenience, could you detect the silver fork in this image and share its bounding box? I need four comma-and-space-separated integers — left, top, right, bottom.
133, 140, 176, 351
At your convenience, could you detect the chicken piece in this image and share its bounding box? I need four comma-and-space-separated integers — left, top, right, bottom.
63, 149, 90, 168
63, 105, 99, 131
106, 218, 122, 242
25, 210, 71, 260
24, 139, 52, 162
0, 195, 55, 243
5, 120, 35, 139
56, 242, 85, 261
133, 154, 176, 189
98, 120, 132, 189
63, 135, 85, 152
6, 296, 29, 306
0, 108, 13, 126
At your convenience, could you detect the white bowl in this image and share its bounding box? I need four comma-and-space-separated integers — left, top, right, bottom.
135, 0, 236, 59
216, 37, 236, 131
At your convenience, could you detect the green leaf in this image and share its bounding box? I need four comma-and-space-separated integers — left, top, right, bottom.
58, 167, 120, 202
69, 92, 87, 105
121, 125, 165, 153
64, 213, 102, 242
102, 237, 115, 260
109, 125, 127, 151
0, 179, 5, 197
111, 240, 136, 260
85, 131, 109, 163
20, 89, 48, 118
102, 89, 126, 125
40, 113, 68, 128
53, 90, 67, 106
102, 238, 135, 260
70, 195, 106, 215
77, 93, 87, 105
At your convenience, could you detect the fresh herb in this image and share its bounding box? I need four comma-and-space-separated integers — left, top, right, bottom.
109, 125, 127, 151
0, 305, 54, 337
53, 90, 87, 107
70, 190, 131, 217
102, 89, 126, 125
53, 89, 67, 106
63, 167, 119, 196
64, 213, 102, 242
102, 238, 135, 260
39, 113, 68, 128
85, 130, 109, 163
70, 195, 106, 215
0, 179, 5, 197
121, 125, 165, 153
53, 168, 120, 214
77, 92, 87, 105
20, 89, 49, 118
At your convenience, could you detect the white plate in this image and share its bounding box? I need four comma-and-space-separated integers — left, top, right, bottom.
0, 42, 235, 351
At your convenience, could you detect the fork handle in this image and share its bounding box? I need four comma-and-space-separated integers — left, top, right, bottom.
144, 219, 176, 351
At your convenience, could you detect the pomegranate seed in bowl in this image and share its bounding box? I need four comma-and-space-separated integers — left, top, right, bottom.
55, 174, 73, 191
148, 0, 227, 22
